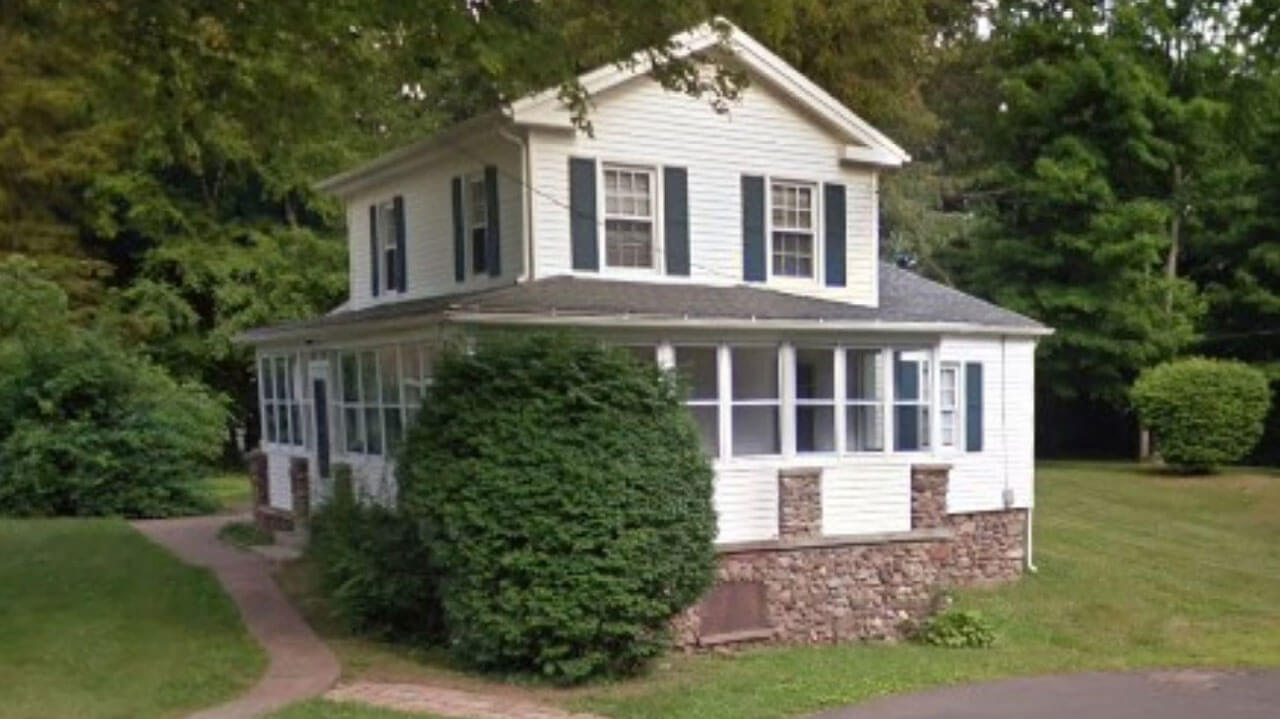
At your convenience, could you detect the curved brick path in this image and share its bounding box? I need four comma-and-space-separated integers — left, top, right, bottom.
132, 515, 340, 718
809, 669, 1280, 719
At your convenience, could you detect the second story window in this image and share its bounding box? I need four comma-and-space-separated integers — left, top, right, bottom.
376, 201, 398, 294
467, 174, 488, 274
770, 181, 815, 279
604, 165, 655, 269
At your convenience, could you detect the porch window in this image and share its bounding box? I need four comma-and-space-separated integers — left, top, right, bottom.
675, 346, 719, 458
603, 165, 655, 269
846, 349, 885, 452
620, 344, 658, 366
260, 354, 304, 448
939, 362, 960, 448
731, 346, 780, 456
400, 343, 435, 421
894, 350, 931, 452
770, 181, 815, 278
337, 347, 405, 457
794, 348, 836, 453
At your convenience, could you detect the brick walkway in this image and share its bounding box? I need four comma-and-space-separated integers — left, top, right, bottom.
132, 514, 341, 718
326, 683, 607, 719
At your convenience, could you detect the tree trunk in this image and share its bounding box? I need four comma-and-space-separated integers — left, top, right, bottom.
1164, 163, 1183, 316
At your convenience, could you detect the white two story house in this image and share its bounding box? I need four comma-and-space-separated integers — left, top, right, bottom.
241, 22, 1050, 646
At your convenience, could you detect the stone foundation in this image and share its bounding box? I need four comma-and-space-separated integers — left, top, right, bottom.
675, 464, 1027, 649
290, 456, 311, 525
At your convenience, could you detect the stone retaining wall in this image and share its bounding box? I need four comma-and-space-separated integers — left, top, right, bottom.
674, 464, 1027, 649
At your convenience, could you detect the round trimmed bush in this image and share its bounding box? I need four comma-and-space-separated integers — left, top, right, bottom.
1131, 358, 1270, 472
398, 332, 716, 683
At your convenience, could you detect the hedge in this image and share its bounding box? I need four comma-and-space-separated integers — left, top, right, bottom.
1131, 357, 1270, 472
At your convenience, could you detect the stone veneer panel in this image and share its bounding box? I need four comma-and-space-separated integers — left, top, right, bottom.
777, 468, 823, 540
675, 464, 1028, 649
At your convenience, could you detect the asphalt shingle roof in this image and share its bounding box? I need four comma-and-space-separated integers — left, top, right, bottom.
239, 263, 1046, 343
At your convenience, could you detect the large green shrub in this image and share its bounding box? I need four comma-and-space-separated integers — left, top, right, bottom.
1131, 358, 1271, 472
398, 333, 716, 683
308, 464, 442, 641
0, 259, 224, 517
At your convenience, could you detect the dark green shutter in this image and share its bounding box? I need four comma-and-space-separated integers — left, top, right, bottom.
393, 196, 406, 292
451, 177, 465, 282
663, 166, 690, 276
894, 354, 919, 451
484, 166, 501, 276
368, 205, 380, 297
569, 157, 598, 271
742, 175, 765, 282
966, 362, 984, 452
823, 183, 846, 287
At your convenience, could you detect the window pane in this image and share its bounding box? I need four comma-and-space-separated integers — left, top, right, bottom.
380, 349, 399, 404
688, 405, 719, 458
796, 405, 835, 453
732, 347, 778, 400
894, 406, 930, 451
795, 349, 834, 400
675, 347, 718, 400
847, 350, 883, 400
941, 411, 956, 447
605, 219, 653, 268
265, 403, 277, 443
894, 351, 926, 401
732, 406, 780, 456
290, 405, 302, 446
286, 357, 298, 400
365, 407, 383, 455
260, 358, 273, 399
341, 353, 359, 402
771, 231, 814, 278
385, 408, 403, 445
275, 357, 289, 400
847, 405, 884, 452
360, 351, 379, 405
344, 407, 362, 453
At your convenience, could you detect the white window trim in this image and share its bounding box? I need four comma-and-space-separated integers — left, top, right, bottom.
842, 346, 890, 455
598, 160, 664, 277
765, 177, 822, 285
465, 172, 488, 277
792, 344, 840, 457
938, 362, 963, 450
376, 200, 398, 294
891, 349, 933, 453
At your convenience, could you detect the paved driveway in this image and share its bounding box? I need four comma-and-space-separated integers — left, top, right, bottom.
810, 670, 1280, 719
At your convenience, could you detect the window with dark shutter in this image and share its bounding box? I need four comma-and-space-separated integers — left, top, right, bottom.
451, 177, 465, 282
823, 183, 846, 287
484, 166, 501, 276
393, 196, 406, 292
664, 166, 690, 276
741, 175, 766, 282
965, 363, 984, 452
368, 205, 380, 297
569, 157, 599, 271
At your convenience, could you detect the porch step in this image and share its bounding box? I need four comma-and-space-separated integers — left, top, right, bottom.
274, 527, 309, 550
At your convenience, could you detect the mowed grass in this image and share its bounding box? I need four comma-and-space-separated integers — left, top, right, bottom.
0, 519, 265, 719
201, 472, 254, 512
280, 462, 1280, 719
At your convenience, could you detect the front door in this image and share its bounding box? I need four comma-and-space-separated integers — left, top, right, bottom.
311, 368, 331, 480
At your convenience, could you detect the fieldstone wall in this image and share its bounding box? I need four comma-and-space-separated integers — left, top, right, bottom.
675, 464, 1027, 649
290, 456, 311, 525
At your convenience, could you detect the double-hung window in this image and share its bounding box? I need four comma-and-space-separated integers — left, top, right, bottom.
675, 346, 720, 458
603, 165, 656, 269
467, 174, 488, 274
893, 351, 931, 452
376, 201, 398, 294
770, 181, 816, 278
846, 349, 885, 452
795, 348, 836, 453
939, 362, 960, 448
260, 355, 304, 447
337, 348, 405, 457
731, 347, 781, 456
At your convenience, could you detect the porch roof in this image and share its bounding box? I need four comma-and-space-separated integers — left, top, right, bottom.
237, 263, 1049, 344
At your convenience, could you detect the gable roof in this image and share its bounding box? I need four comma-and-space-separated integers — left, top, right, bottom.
509, 19, 910, 166
316, 19, 908, 197
238, 264, 1049, 345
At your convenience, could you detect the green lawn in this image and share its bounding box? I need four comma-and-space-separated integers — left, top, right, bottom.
0, 519, 265, 719
279, 462, 1280, 719
201, 472, 254, 513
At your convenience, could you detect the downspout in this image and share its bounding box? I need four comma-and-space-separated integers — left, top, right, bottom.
1002, 334, 1038, 574
496, 126, 533, 283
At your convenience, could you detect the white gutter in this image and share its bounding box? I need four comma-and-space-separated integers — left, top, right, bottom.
444, 311, 1056, 338
495, 126, 534, 283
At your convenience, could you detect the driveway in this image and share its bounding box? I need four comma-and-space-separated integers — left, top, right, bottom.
810, 670, 1280, 719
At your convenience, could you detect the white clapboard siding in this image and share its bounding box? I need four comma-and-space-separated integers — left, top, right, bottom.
821, 461, 911, 535
345, 133, 524, 312
939, 336, 1037, 514
527, 73, 879, 306
713, 465, 780, 544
